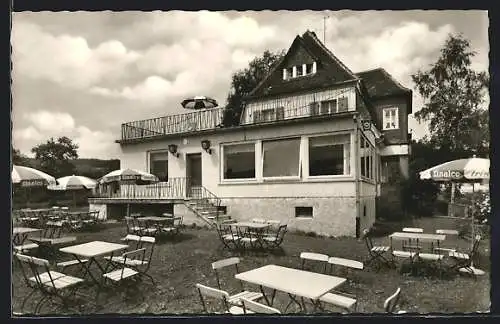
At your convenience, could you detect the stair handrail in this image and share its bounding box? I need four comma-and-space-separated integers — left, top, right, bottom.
190, 183, 221, 222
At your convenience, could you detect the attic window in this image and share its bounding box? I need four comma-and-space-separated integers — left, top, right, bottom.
283, 62, 317, 80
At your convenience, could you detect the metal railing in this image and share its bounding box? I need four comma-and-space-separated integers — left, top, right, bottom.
93, 177, 187, 199
120, 108, 225, 141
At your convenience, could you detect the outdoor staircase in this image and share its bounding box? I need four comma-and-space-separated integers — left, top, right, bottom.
183, 186, 231, 227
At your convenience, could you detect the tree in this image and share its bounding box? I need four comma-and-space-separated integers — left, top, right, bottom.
411, 33, 489, 155
31, 136, 79, 178
12, 146, 31, 166
223, 49, 285, 126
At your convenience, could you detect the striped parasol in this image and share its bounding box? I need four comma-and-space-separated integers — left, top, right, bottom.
99, 168, 158, 184
47, 175, 97, 190
12, 165, 57, 187
181, 96, 218, 110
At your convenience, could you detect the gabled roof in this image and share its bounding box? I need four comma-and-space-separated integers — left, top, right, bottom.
247, 30, 359, 99
355, 68, 412, 99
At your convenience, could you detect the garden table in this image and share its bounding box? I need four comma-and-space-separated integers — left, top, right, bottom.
390, 232, 446, 252
59, 241, 129, 286
231, 222, 271, 249
235, 264, 346, 313
12, 227, 41, 245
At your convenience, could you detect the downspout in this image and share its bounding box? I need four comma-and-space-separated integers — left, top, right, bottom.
354, 113, 361, 239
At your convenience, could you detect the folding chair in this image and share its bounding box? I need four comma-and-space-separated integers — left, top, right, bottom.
161, 216, 183, 236
319, 291, 358, 313
262, 224, 287, 249
449, 235, 483, 275
106, 236, 156, 285
434, 230, 459, 254
384, 287, 407, 314
241, 297, 281, 314
195, 283, 245, 314
390, 237, 418, 274
300, 252, 329, 273
15, 253, 84, 314
102, 250, 141, 284
362, 229, 392, 269
124, 216, 144, 235
327, 257, 364, 282
211, 257, 263, 306
215, 221, 240, 250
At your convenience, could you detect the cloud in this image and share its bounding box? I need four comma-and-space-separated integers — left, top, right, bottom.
13, 111, 119, 159
25, 110, 75, 133
12, 21, 139, 88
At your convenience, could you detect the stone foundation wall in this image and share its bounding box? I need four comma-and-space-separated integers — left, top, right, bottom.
220, 197, 357, 237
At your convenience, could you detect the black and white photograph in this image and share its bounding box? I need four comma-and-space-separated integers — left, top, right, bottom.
10, 10, 490, 315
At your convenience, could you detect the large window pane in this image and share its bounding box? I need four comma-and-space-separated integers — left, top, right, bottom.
263, 138, 301, 178
150, 152, 168, 181
309, 134, 350, 176
224, 143, 255, 179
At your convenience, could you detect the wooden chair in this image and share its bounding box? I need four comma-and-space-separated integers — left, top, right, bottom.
327, 257, 364, 281
124, 216, 144, 235
211, 257, 263, 306
195, 283, 245, 314
449, 235, 483, 275
161, 216, 183, 236
391, 237, 418, 273
262, 224, 287, 249
384, 287, 407, 314
362, 229, 392, 269
433, 229, 459, 254
241, 297, 281, 314
215, 221, 240, 250
102, 250, 141, 284
300, 252, 329, 273
15, 253, 84, 314
106, 236, 156, 284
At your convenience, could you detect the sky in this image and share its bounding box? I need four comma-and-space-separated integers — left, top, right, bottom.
11, 10, 489, 159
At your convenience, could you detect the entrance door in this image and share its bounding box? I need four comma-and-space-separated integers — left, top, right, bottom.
186, 153, 202, 197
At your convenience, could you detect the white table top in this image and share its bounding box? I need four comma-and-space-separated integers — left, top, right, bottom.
59, 241, 129, 258
231, 222, 270, 229
390, 232, 446, 241
235, 264, 346, 300
13, 227, 41, 234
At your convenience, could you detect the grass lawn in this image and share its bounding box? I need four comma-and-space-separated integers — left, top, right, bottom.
12, 217, 490, 315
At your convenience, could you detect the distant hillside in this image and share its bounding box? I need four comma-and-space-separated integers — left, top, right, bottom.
24, 158, 121, 180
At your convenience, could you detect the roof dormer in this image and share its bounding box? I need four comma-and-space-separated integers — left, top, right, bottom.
282, 62, 317, 80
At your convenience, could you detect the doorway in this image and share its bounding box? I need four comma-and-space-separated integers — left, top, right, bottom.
186, 153, 202, 197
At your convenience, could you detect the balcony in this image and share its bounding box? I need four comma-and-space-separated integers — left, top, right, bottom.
119, 108, 225, 142
118, 104, 356, 143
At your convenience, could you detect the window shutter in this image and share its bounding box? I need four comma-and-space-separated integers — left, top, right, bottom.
276, 107, 285, 120
253, 111, 262, 123
338, 97, 348, 112
309, 102, 319, 116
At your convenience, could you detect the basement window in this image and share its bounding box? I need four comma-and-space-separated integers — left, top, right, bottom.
295, 206, 313, 218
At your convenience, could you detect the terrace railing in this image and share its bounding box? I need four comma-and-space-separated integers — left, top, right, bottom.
120, 108, 225, 141
94, 177, 187, 199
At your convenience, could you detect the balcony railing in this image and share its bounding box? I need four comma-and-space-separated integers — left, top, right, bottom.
120, 108, 225, 141
94, 177, 187, 199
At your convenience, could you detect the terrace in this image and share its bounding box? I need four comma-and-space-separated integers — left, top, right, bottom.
117, 104, 356, 143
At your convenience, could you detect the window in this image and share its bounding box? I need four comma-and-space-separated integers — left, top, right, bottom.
320, 99, 337, 114
306, 63, 314, 75
338, 96, 349, 112
383, 107, 399, 130
263, 138, 301, 178
309, 134, 351, 176
295, 206, 313, 218
223, 143, 256, 180
284, 62, 316, 80
149, 151, 169, 181
360, 135, 376, 180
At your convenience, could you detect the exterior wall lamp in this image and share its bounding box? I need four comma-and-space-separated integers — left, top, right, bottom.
201, 140, 212, 154
168, 144, 180, 158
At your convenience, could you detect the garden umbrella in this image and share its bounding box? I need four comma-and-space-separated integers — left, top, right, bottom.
99, 168, 158, 184
47, 175, 97, 207
12, 165, 57, 187
419, 156, 489, 276
181, 96, 218, 110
